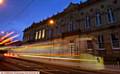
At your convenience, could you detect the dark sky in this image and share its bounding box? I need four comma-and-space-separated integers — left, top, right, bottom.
0, 0, 86, 40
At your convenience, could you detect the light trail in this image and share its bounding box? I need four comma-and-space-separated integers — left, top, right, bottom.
0, 32, 14, 41
5, 40, 19, 45
0, 34, 19, 45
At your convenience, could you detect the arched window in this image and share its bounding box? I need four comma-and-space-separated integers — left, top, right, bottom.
97, 34, 104, 49
38, 30, 42, 39
107, 8, 115, 23
85, 16, 91, 29
42, 29, 46, 39
96, 12, 102, 26
111, 33, 120, 49
35, 32, 39, 40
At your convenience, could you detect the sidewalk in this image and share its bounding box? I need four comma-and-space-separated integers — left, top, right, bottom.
105, 64, 120, 72
13, 54, 120, 72
17, 55, 105, 70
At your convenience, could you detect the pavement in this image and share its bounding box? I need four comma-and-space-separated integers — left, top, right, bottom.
1, 57, 101, 74
16, 55, 120, 73
18, 55, 105, 70
3, 55, 119, 74
105, 65, 120, 72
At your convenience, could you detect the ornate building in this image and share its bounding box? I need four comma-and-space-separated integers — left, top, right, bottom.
23, 0, 120, 59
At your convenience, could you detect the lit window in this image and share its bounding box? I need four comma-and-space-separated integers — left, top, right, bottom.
111, 33, 120, 48
42, 29, 45, 38
38, 30, 42, 39
85, 16, 91, 29
96, 12, 102, 26
35, 32, 39, 40
97, 34, 104, 49
107, 8, 115, 23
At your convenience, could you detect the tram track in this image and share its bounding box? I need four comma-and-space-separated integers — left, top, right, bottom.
13, 57, 120, 74
0, 57, 119, 74
4, 57, 110, 74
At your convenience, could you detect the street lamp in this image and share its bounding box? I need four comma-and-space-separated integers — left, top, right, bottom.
49, 20, 54, 24
0, 0, 4, 5
48, 19, 55, 27
48, 19, 55, 56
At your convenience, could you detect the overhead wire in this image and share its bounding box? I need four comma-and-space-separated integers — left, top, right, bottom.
2, 0, 35, 41
6, 0, 35, 25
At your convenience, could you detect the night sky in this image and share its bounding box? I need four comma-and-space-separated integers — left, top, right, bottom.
0, 0, 86, 40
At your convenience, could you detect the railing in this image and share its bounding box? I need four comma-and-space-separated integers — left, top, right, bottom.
104, 55, 120, 69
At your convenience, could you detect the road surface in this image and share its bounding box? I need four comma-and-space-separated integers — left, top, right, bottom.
0, 57, 119, 74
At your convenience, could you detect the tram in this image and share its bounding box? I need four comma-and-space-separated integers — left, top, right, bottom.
3, 36, 104, 70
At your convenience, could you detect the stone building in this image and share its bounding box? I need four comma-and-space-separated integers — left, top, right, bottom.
23, 0, 120, 59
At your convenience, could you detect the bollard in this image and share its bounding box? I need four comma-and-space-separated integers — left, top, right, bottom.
116, 57, 120, 68
117, 61, 120, 68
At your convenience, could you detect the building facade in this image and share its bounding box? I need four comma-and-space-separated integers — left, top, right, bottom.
23, 0, 120, 59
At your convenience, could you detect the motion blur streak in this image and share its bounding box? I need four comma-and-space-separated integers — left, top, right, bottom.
5, 40, 19, 45
0, 32, 14, 41
0, 34, 19, 44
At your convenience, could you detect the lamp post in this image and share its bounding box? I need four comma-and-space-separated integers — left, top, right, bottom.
48, 19, 55, 56
0, 0, 4, 5
48, 19, 55, 27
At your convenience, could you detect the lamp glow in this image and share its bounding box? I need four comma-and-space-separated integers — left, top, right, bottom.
0, 0, 4, 5
48, 19, 55, 27
49, 20, 54, 24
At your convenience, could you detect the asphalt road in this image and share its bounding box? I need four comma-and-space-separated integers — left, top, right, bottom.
0, 57, 119, 74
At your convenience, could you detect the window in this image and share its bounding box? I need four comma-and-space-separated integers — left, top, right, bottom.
107, 8, 115, 23
111, 33, 120, 48
30, 33, 32, 40
54, 28, 57, 37
48, 29, 52, 38
35, 32, 39, 40
67, 24, 69, 32
98, 34, 104, 49
113, 0, 118, 4
57, 26, 61, 35
70, 22, 74, 32
38, 30, 42, 39
42, 29, 46, 39
96, 12, 102, 26
90, 8, 93, 12
101, 5, 104, 9
26, 35, 29, 41
85, 16, 91, 29
68, 23, 73, 32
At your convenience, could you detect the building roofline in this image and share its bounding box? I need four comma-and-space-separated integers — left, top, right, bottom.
23, 0, 102, 32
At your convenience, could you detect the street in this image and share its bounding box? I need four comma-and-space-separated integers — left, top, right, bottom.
0, 57, 119, 74
0, 0, 120, 74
